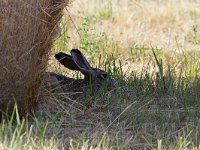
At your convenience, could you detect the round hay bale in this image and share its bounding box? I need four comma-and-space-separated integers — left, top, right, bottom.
0, 0, 68, 115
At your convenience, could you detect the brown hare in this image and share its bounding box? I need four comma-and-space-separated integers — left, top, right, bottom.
45, 49, 116, 100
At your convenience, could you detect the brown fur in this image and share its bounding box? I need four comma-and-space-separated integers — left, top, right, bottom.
0, 0, 68, 115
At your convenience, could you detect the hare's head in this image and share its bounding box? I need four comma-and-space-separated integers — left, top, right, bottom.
55, 49, 116, 91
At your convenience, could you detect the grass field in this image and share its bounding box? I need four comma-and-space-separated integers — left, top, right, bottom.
1, 0, 200, 149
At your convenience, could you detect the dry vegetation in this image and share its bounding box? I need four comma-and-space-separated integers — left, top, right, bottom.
1, 0, 200, 149
66, 0, 200, 51
0, 0, 68, 114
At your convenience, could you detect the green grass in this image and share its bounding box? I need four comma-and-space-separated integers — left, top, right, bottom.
0, 108, 58, 150
2, 0, 200, 149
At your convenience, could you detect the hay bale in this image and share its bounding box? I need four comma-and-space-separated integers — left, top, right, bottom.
0, 0, 68, 115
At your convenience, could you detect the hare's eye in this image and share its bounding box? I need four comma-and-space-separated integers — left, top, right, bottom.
100, 72, 108, 79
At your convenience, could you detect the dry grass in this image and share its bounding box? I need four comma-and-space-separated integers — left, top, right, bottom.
67, 0, 200, 51
0, 0, 68, 115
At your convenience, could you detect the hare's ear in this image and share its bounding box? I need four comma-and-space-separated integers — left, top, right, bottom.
55, 52, 80, 71
71, 49, 92, 73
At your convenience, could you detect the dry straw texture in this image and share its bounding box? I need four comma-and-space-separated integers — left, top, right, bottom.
0, 0, 68, 115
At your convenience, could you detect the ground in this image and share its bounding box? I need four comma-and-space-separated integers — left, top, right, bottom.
1, 0, 200, 149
